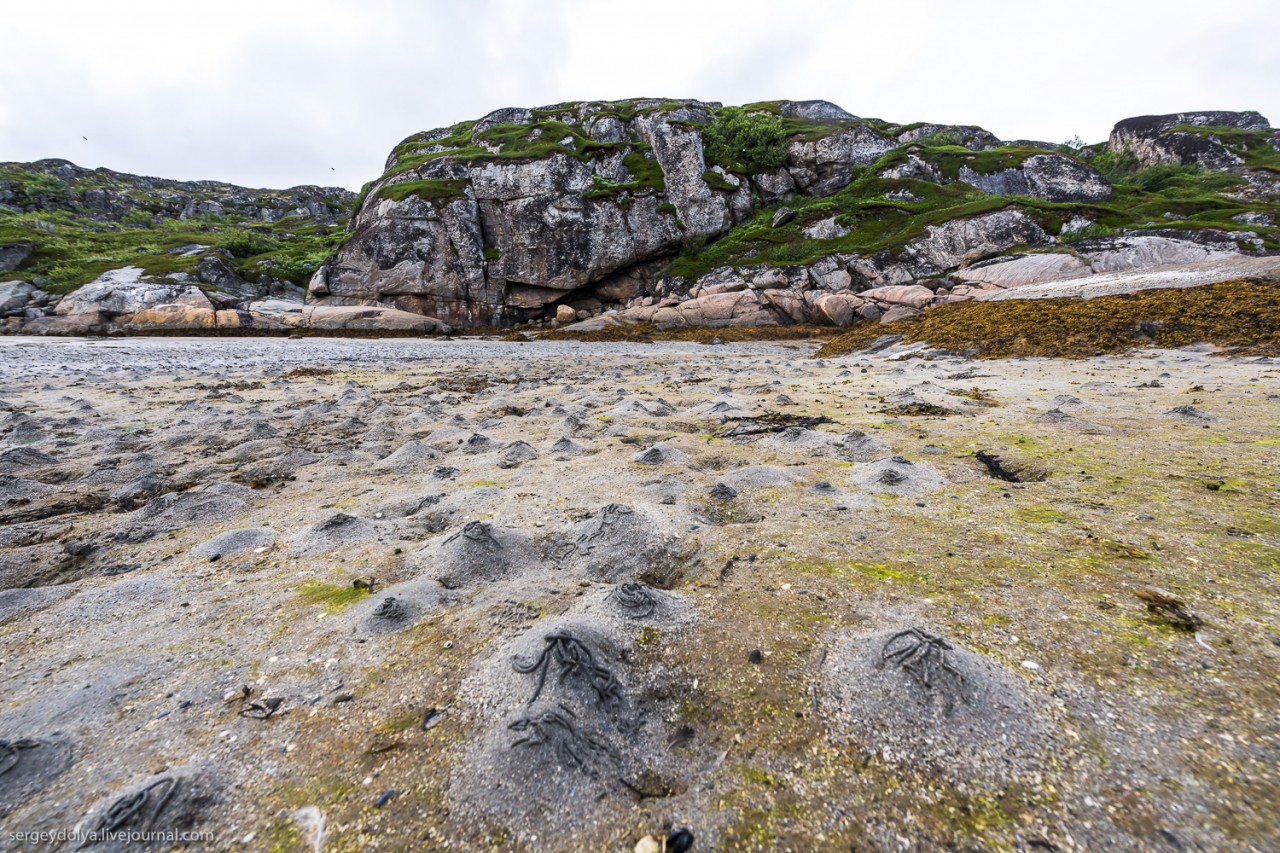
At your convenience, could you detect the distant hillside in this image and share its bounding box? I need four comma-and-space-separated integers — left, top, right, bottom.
0, 159, 354, 294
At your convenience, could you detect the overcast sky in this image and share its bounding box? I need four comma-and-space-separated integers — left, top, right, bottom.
3, 0, 1277, 192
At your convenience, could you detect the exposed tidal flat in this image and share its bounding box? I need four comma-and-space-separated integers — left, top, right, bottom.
0, 335, 1277, 851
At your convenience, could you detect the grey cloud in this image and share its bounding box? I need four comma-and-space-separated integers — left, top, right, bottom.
1, 0, 1277, 191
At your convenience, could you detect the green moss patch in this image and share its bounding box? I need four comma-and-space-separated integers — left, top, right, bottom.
376, 178, 469, 204
297, 581, 369, 612
702, 170, 740, 192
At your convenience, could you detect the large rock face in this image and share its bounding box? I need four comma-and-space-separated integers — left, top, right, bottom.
767, 124, 899, 200
297, 101, 1265, 332
1109, 111, 1271, 169
317, 100, 1101, 327
314, 100, 764, 326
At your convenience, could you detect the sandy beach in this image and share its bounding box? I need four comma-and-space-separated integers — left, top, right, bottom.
0, 335, 1277, 851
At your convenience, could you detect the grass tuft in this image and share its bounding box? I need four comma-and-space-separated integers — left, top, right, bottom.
297, 581, 369, 613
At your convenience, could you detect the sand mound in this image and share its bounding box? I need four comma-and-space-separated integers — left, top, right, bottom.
192, 527, 277, 562
75, 763, 222, 852
119, 483, 254, 543
719, 465, 804, 490
450, 587, 695, 838
552, 504, 688, 586
850, 456, 946, 495
287, 512, 390, 557
822, 627, 1048, 783
414, 521, 540, 589
0, 732, 74, 817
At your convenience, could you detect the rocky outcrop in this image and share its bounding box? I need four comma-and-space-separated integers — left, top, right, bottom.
1073, 232, 1242, 272
979, 252, 1280, 301
779, 100, 855, 121
946, 232, 1251, 295
763, 125, 898, 200
882, 151, 1111, 203
53, 267, 203, 318
0, 280, 53, 319
896, 124, 999, 150
957, 154, 1112, 202
314, 100, 758, 326
899, 209, 1049, 274
572, 209, 1056, 331
1108, 111, 1271, 169
18, 267, 212, 334
16, 266, 450, 336
950, 253, 1090, 289
316, 98, 1124, 327
124, 291, 220, 332
0, 242, 33, 272
193, 254, 263, 303
878, 154, 946, 183
569, 225, 1267, 332
245, 300, 452, 334
0, 159, 354, 225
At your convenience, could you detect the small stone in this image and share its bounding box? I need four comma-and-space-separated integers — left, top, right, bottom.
667, 828, 695, 853
709, 482, 738, 501
749, 649, 763, 663
1021, 660, 1040, 670
635, 836, 661, 853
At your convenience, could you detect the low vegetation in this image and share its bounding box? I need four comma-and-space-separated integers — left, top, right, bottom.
376, 178, 470, 204
703, 106, 790, 173
666, 133, 1279, 282
814, 279, 1280, 358
0, 163, 347, 293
